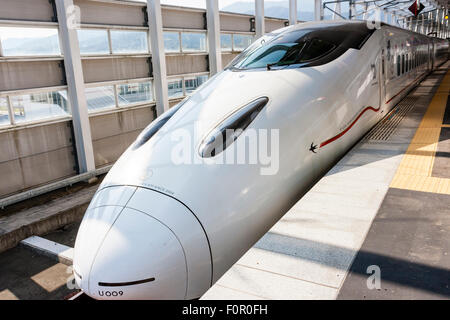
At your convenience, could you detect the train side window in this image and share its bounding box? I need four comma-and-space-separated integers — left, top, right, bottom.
406, 54, 409, 72
401, 54, 405, 74
397, 55, 401, 76
386, 40, 391, 61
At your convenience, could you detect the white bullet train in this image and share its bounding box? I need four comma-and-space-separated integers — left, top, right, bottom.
73, 20, 448, 300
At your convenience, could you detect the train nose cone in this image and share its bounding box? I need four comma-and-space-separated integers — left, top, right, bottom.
73, 186, 137, 292
73, 186, 211, 300
87, 207, 187, 300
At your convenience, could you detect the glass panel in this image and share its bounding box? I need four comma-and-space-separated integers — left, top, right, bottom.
181, 32, 206, 52
0, 97, 10, 126
118, 82, 153, 106
0, 27, 60, 56
168, 79, 183, 99
185, 75, 209, 95
85, 86, 116, 112
299, 39, 335, 62
164, 32, 180, 53
111, 30, 148, 54
77, 29, 109, 55
221, 34, 232, 51
233, 34, 254, 51
11, 91, 69, 124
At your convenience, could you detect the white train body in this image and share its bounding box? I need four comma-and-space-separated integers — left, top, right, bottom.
73, 21, 448, 300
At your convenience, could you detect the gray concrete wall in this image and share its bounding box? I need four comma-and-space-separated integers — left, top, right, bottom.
90, 106, 154, 167
0, 121, 76, 198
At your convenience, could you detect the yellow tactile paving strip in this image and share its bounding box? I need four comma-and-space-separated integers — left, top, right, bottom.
390, 68, 450, 195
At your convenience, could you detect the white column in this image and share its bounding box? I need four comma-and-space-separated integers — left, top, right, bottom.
363, 2, 369, 20
332, 2, 341, 20
383, 10, 389, 23
445, 19, 450, 38
255, 0, 265, 38
206, 0, 222, 75
436, 9, 441, 37
147, 0, 169, 116
289, 0, 297, 25
362, 3, 369, 20
55, 0, 95, 173
421, 14, 425, 34
409, 16, 413, 30
315, 0, 322, 21
427, 12, 434, 34
446, 19, 449, 38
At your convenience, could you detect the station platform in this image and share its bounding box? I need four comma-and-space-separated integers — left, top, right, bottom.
0, 63, 449, 300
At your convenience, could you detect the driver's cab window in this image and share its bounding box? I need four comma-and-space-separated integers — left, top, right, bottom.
299, 38, 335, 62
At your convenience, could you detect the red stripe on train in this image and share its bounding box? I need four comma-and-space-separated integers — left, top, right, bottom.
319, 106, 380, 148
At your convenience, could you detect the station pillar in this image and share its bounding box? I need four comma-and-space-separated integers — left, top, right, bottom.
147, 0, 169, 116
206, 0, 222, 75
55, 0, 95, 173
314, 0, 322, 21
255, 0, 265, 39
289, 0, 297, 25
332, 2, 341, 20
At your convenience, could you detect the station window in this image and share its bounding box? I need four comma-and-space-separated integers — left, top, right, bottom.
111, 30, 148, 54
221, 34, 232, 52
0, 27, 60, 56
77, 29, 110, 55
117, 82, 153, 106
185, 75, 208, 95
0, 97, 9, 126
397, 55, 401, 76
10, 90, 69, 124
233, 34, 254, 52
181, 32, 206, 52
85, 86, 115, 112
163, 32, 181, 53
168, 79, 183, 98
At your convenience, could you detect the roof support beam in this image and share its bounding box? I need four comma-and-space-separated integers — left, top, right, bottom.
255, 0, 265, 38
206, 0, 222, 75
147, 0, 169, 116
55, 0, 95, 173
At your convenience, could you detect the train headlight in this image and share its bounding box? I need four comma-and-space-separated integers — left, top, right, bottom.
198, 97, 269, 158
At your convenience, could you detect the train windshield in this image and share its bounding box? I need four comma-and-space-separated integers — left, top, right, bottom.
227, 23, 374, 70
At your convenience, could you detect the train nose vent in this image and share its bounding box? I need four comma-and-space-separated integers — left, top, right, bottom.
98, 277, 156, 287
